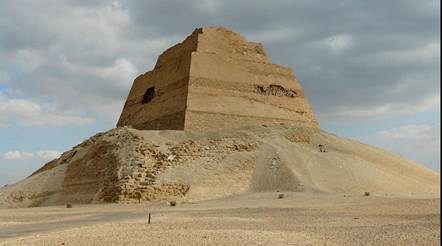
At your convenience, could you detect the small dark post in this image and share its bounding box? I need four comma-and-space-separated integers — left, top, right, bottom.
148, 213, 151, 224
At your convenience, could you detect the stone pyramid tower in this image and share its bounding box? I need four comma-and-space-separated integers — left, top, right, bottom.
117, 27, 319, 130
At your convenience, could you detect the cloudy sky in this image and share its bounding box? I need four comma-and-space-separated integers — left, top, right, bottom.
0, 0, 439, 185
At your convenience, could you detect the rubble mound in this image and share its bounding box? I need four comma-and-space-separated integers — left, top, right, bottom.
0, 125, 439, 208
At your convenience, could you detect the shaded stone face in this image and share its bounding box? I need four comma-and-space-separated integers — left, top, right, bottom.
117, 27, 319, 130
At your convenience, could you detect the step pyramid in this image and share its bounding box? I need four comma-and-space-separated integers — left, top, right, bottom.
117, 27, 319, 130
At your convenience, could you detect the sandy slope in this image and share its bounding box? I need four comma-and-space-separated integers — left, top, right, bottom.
0, 165, 66, 208
0, 124, 439, 208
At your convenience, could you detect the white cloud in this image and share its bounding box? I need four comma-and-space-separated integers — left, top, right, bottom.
3, 150, 61, 161
35, 150, 62, 160
378, 124, 435, 139
369, 41, 440, 66
60, 57, 137, 88
375, 124, 440, 153
0, 70, 9, 84
335, 95, 440, 120
0, 1, 141, 123
247, 27, 302, 44
325, 34, 353, 52
361, 124, 440, 171
4, 151, 35, 161
198, 0, 220, 12
310, 34, 354, 53
12, 49, 47, 71
0, 92, 95, 127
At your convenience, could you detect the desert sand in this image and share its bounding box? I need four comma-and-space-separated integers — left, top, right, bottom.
0, 192, 440, 245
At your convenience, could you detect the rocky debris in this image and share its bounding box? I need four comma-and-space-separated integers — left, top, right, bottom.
255, 84, 297, 97
318, 144, 328, 153
35, 126, 261, 204
116, 137, 258, 202
168, 139, 258, 162
284, 126, 318, 143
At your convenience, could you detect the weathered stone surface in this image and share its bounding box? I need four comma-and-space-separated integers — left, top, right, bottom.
117, 27, 319, 130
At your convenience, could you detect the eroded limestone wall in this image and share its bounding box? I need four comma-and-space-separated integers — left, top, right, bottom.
116, 30, 200, 130
117, 27, 319, 130
185, 27, 319, 130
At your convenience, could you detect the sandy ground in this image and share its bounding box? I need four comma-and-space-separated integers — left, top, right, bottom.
0, 192, 439, 246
